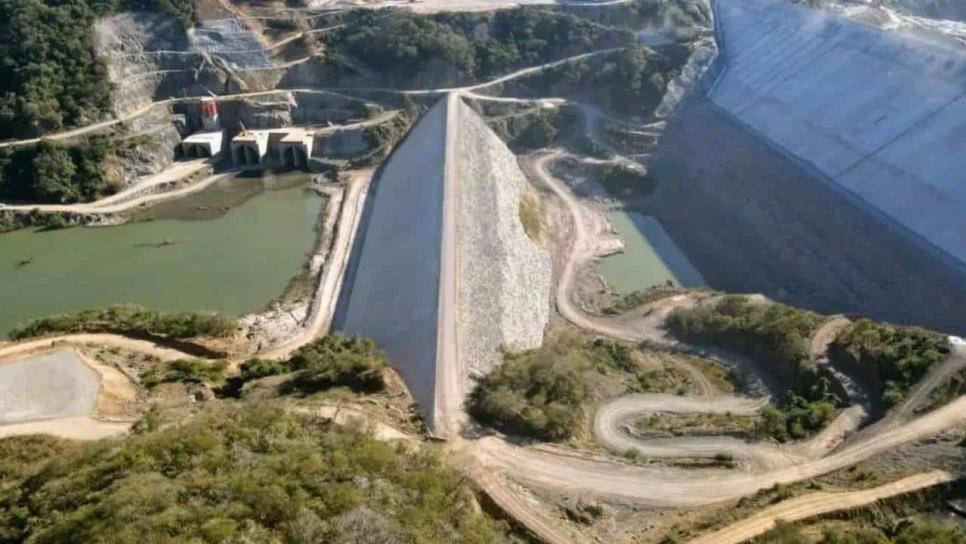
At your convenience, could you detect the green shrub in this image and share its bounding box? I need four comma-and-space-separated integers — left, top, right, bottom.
9, 304, 236, 340
894, 519, 966, 544
831, 319, 949, 407
468, 335, 597, 440
235, 336, 389, 394
667, 296, 824, 391
754, 521, 807, 543
757, 383, 838, 442
141, 359, 229, 389
285, 335, 388, 392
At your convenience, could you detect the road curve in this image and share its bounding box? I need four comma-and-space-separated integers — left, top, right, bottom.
477, 393, 966, 506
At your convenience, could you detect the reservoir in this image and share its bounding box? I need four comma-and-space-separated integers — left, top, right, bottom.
0, 172, 323, 337
597, 211, 705, 293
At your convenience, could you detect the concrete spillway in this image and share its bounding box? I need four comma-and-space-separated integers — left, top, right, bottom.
710, 0, 966, 267
335, 95, 551, 433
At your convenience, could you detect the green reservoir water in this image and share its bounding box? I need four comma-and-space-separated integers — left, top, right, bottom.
597, 211, 705, 293
0, 172, 323, 337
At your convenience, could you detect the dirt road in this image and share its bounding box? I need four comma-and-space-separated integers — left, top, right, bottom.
478, 391, 966, 506
433, 92, 466, 439
5, 171, 236, 216
685, 470, 954, 544
593, 394, 867, 470
0, 49, 623, 151
0, 334, 195, 363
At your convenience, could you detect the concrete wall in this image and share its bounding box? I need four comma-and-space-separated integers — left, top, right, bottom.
711, 0, 966, 267
334, 99, 448, 423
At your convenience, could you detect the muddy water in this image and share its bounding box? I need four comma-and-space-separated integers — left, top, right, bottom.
597, 211, 705, 293
0, 172, 323, 337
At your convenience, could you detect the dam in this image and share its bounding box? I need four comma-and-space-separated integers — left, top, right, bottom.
640, 0, 966, 334
711, 0, 966, 267
334, 95, 551, 433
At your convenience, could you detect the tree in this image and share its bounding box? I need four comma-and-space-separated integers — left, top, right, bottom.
516, 117, 557, 149
31, 143, 77, 203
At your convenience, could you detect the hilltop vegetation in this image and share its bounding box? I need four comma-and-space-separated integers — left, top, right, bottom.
668, 296, 955, 416
0, 0, 193, 141
667, 296, 824, 386
0, 404, 513, 544
331, 8, 627, 85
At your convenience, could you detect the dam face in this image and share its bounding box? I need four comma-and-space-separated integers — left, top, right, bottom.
644, 0, 966, 334
334, 96, 552, 432
335, 99, 448, 423
711, 0, 966, 267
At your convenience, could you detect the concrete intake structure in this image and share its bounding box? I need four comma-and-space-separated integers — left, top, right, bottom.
710, 0, 966, 267
334, 94, 552, 435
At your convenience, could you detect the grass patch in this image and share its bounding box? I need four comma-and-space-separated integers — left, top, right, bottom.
634, 412, 758, 438
141, 359, 230, 389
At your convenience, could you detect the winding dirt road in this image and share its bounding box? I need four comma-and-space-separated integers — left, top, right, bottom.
460, 147, 966, 542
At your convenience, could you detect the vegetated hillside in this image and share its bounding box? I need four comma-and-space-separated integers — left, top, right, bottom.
327, 7, 631, 87
755, 517, 966, 544
0, 138, 126, 204
667, 296, 953, 412
667, 295, 824, 387
502, 43, 691, 118
0, 0, 193, 141
468, 333, 724, 441
751, 478, 966, 544
0, 404, 514, 543
829, 320, 950, 408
